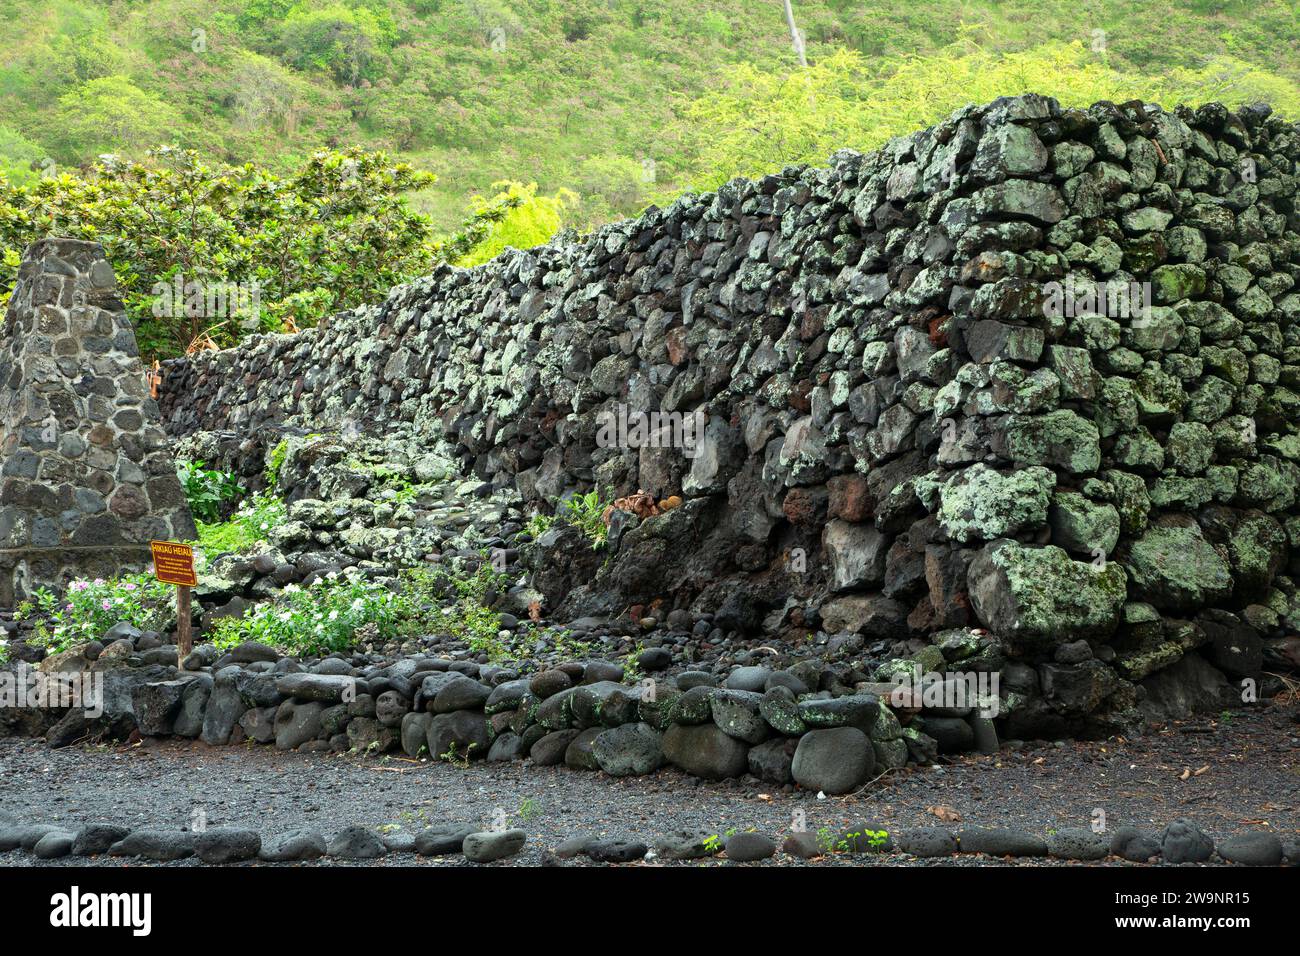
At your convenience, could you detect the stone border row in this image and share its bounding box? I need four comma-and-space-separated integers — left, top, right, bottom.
1, 817, 1294, 866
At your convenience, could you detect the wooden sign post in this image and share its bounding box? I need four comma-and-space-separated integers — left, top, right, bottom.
150, 540, 197, 661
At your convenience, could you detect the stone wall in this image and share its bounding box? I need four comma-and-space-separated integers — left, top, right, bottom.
155, 96, 1300, 733
0, 239, 196, 603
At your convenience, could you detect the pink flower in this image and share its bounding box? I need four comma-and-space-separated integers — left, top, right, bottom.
123, 583, 137, 592
93, 578, 105, 586
101, 600, 112, 610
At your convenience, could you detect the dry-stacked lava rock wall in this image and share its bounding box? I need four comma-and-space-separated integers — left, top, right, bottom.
157, 96, 1300, 734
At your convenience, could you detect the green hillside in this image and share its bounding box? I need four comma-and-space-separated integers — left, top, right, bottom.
2, 0, 1297, 230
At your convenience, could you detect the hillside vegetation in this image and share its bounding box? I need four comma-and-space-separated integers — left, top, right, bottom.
0, 0, 1296, 357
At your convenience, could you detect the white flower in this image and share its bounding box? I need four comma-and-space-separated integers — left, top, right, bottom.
328, 610, 339, 621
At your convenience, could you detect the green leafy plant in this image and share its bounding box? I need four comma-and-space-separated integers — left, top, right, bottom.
209, 573, 399, 657
440, 741, 478, 767
622, 641, 645, 684
550, 629, 593, 659
522, 512, 555, 539
559, 489, 610, 550
264, 438, 289, 488
27, 575, 173, 653
176, 459, 245, 523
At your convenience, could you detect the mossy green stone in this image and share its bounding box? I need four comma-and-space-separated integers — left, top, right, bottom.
937, 463, 1054, 543
1166, 421, 1213, 475
1003, 410, 1100, 474
1048, 491, 1120, 556
1126, 524, 1232, 611
967, 541, 1126, 647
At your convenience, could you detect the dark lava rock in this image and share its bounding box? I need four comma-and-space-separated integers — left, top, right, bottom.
194, 827, 262, 864
1047, 827, 1109, 860
957, 827, 1048, 857
259, 829, 326, 862
585, 839, 648, 863
654, 830, 716, 860
414, 825, 476, 856
1109, 826, 1162, 863
661, 723, 748, 780
791, 727, 874, 794
898, 828, 957, 858
108, 830, 195, 861
1161, 818, 1214, 864
72, 824, 131, 856
725, 831, 777, 862
1218, 832, 1283, 866
463, 829, 526, 862
326, 825, 387, 859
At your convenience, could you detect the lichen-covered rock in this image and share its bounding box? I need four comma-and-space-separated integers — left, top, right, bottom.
967, 540, 1126, 649
1047, 491, 1120, 557
937, 464, 1055, 543
1126, 523, 1232, 611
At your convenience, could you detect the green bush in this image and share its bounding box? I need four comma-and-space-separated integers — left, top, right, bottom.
210, 573, 400, 656
559, 490, 610, 550
396, 559, 512, 659
0, 147, 437, 359
195, 492, 286, 555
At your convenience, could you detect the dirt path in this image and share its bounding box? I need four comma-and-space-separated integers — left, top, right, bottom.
1, 705, 1296, 866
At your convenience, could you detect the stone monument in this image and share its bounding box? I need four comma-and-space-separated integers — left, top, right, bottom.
0, 238, 196, 604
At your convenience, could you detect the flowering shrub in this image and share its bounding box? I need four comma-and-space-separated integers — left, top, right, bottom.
210, 574, 400, 657
28, 574, 174, 653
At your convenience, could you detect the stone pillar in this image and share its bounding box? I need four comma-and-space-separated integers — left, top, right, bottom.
0, 238, 196, 604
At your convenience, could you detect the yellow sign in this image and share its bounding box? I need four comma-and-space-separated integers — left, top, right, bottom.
150, 540, 197, 587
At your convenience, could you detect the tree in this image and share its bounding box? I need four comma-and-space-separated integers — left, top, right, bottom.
49, 76, 181, 162
1, 147, 438, 358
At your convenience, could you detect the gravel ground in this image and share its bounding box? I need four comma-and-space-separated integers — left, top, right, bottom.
1, 704, 1296, 867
